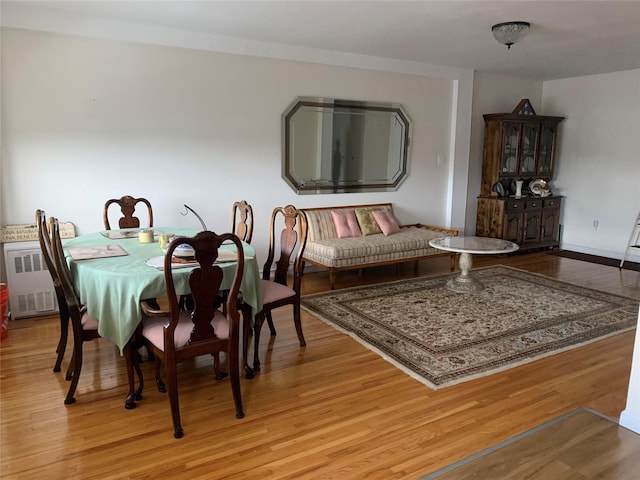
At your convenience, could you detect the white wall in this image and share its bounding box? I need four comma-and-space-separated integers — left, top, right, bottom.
1, 27, 474, 278
542, 69, 640, 261
465, 72, 543, 235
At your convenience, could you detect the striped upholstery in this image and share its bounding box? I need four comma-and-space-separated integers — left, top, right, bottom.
303, 204, 446, 268
305, 208, 338, 242
304, 205, 391, 242
303, 226, 445, 268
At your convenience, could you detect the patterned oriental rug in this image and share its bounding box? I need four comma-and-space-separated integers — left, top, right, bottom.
301, 266, 639, 389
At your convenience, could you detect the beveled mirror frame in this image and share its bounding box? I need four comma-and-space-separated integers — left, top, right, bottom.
282, 97, 412, 194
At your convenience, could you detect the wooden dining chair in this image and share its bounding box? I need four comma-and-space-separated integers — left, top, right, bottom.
104, 195, 162, 310
35, 209, 70, 373
139, 231, 246, 438
231, 200, 254, 243
217, 200, 254, 317
49, 216, 102, 404
103, 195, 153, 230
252, 205, 308, 372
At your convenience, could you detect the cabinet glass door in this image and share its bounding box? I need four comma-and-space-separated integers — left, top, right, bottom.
538, 125, 557, 175
520, 124, 539, 175
501, 123, 520, 174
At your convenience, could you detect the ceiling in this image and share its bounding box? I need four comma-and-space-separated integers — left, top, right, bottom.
2, 0, 640, 81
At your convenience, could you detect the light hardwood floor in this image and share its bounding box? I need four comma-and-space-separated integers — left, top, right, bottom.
422, 407, 640, 479
1, 252, 639, 479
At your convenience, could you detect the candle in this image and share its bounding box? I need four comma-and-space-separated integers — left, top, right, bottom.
138, 229, 154, 243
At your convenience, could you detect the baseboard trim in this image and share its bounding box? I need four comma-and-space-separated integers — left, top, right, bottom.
547, 249, 640, 272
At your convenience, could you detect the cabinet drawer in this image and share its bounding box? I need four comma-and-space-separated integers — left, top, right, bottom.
525, 199, 542, 210
505, 200, 524, 211
543, 198, 561, 208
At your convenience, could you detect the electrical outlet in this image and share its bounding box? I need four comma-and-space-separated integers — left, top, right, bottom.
436, 155, 444, 165
593, 219, 599, 231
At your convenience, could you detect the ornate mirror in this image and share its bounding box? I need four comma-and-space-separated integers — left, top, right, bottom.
282, 97, 412, 194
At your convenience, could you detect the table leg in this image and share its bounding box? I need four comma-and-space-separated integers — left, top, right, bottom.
446, 252, 483, 292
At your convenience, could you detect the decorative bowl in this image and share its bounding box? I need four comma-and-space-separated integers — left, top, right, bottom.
173, 244, 195, 259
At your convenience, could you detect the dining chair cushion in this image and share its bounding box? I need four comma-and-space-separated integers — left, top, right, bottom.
142, 310, 230, 351
81, 313, 99, 331
260, 279, 296, 304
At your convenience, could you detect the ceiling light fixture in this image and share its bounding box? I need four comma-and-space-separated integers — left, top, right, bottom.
492, 21, 530, 50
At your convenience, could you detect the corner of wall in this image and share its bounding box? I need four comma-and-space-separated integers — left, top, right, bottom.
619, 410, 640, 434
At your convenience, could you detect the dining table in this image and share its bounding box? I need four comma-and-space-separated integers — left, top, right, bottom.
64, 227, 263, 408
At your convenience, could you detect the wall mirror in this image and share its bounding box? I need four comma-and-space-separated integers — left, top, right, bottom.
282, 97, 412, 194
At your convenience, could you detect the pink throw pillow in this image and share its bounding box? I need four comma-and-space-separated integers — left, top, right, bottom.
332, 210, 362, 238
372, 209, 401, 236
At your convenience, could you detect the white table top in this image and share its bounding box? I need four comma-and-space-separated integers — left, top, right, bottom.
429, 236, 519, 255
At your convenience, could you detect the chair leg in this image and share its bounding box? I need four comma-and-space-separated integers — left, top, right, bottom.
178, 294, 194, 311
241, 303, 254, 379
293, 302, 306, 347
155, 358, 166, 393
65, 350, 75, 381
123, 341, 142, 409
212, 352, 228, 380
266, 311, 276, 336
228, 350, 245, 420
165, 364, 183, 439
253, 313, 265, 372
64, 345, 82, 405
53, 316, 68, 373
133, 352, 144, 401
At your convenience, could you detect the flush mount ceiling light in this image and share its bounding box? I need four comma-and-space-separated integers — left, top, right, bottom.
492, 21, 530, 50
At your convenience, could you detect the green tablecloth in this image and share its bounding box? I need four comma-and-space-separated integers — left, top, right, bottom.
65, 228, 262, 352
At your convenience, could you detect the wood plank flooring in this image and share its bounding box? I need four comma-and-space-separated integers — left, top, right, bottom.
422, 408, 640, 479
1, 251, 639, 479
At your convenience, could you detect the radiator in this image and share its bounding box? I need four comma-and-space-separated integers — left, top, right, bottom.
3, 242, 58, 319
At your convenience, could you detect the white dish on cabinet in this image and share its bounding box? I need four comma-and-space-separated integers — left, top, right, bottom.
529, 179, 548, 195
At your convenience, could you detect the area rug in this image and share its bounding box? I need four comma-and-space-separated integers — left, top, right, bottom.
301, 266, 638, 389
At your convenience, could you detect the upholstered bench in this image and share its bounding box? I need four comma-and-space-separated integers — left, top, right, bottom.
301, 203, 458, 289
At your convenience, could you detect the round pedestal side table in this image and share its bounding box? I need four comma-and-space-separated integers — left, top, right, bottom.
429, 236, 519, 292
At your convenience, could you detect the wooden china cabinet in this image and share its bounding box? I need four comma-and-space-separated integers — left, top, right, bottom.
475, 99, 565, 250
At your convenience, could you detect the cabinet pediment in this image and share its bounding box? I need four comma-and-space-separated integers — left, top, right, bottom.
512, 98, 536, 115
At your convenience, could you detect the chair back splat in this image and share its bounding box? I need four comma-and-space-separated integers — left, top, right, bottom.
231, 200, 254, 244
103, 195, 153, 230
139, 231, 246, 438
252, 205, 308, 372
